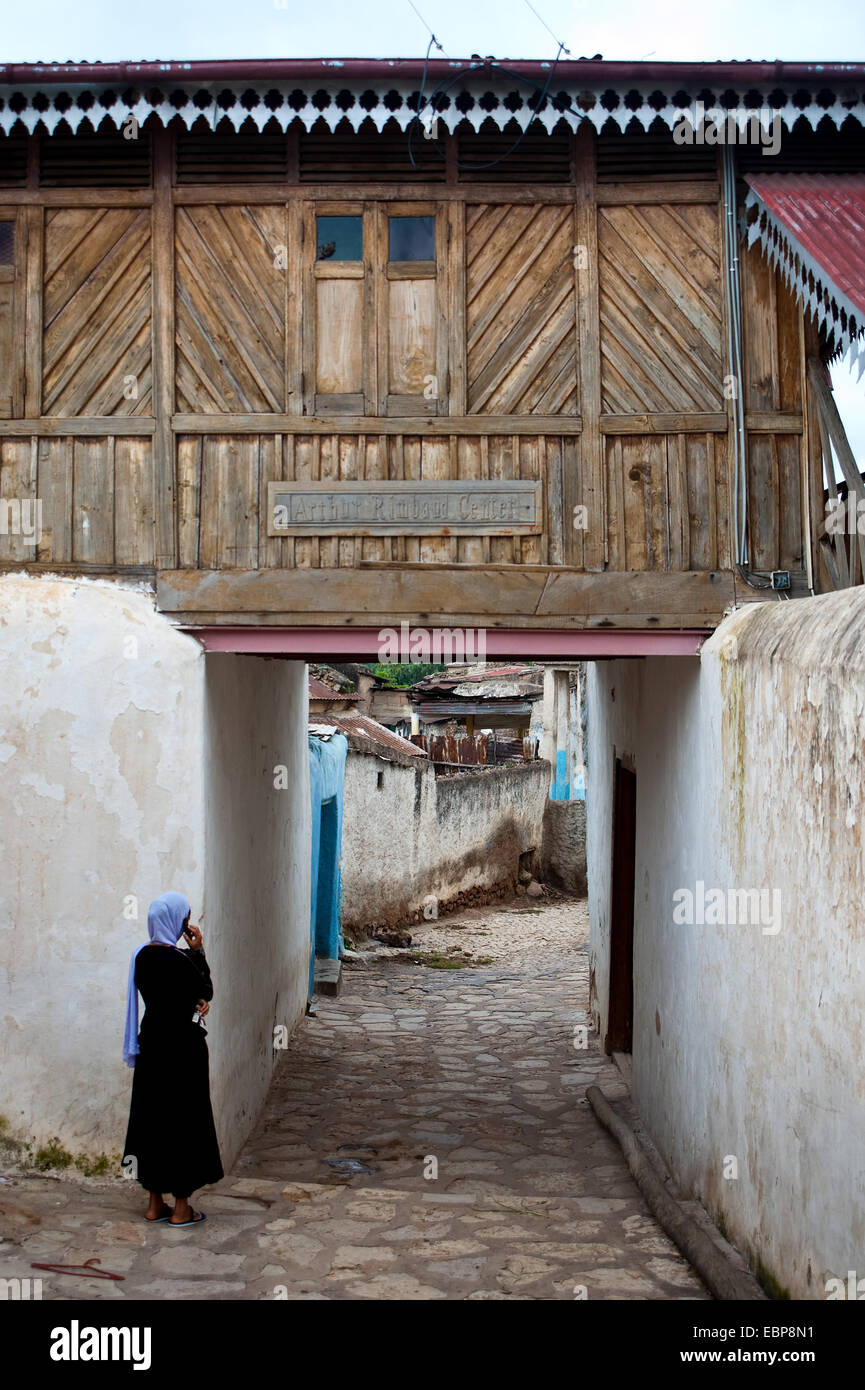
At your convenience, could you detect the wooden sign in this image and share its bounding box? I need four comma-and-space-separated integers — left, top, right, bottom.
267, 480, 542, 536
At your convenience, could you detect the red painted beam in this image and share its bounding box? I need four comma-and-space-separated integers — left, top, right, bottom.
185, 626, 708, 659
2, 58, 863, 85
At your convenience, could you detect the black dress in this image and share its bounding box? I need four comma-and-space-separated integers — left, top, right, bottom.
123, 944, 224, 1197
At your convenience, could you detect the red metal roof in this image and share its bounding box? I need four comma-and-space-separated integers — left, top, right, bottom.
4, 59, 865, 84
308, 677, 355, 701
330, 714, 427, 757
745, 174, 865, 319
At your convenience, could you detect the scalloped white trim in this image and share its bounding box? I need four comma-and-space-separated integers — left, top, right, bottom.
1, 80, 863, 138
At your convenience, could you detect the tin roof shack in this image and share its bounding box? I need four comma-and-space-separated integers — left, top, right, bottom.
330, 662, 416, 729
2, 58, 863, 651
336, 716, 550, 939
411, 664, 544, 764
308, 673, 359, 717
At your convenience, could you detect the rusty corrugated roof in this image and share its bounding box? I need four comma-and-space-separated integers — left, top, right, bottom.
745, 173, 865, 366
411, 664, 538, 695
330, 714, 427, 757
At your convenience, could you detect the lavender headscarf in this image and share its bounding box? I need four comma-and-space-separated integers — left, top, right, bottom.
123, 891, 191, 1067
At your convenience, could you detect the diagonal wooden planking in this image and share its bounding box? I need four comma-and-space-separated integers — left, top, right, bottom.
175, 205, 286, 414
466, 204, 578, 416
42, 207, 152, 416
598, 202, 723, 414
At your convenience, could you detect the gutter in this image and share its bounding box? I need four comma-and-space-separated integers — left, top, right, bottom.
2, 58, 865, 85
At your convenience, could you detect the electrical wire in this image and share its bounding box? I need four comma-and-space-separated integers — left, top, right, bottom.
521, 0, 571, 55
407, 44, 578, 174
406, 0, 447, 56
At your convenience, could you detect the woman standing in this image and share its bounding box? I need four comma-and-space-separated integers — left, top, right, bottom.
122, 891, 224, 1226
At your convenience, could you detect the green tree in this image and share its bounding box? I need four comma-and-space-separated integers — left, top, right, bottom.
371, 662, 444, 689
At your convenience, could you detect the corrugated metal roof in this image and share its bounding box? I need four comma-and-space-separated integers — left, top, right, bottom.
747, 174, 865, 317
745, 174, 865, 368
331, 714, 427, 757
411, 665, 537, 695
451, 679, 542, 698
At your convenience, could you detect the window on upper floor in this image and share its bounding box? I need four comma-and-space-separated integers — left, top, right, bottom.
305, 202, 446, 417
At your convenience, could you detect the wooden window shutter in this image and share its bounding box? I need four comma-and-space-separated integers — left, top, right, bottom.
380, 203, 447, 417
0, 213, 22, 418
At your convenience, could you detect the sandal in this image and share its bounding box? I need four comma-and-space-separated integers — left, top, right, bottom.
168, 1210, 206, 1227
145, 1207, 173, 1223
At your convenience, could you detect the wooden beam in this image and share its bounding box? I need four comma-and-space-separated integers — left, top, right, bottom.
172, 183, 593, 206
170, 413, 584, 435
152, 126, 177, 569
596, 182, 719, 206
574, 123, 604, 570
0, 562, 154, 578
601, 412, 728, 435
285, 200, 303, 414
808, 356, 865, 583
0, 419, 157, 436
23, 205, 44, 418
447, 202, 467, 416
744, 411, 804, 434
156, 564, 736, 623
0, 190, 153, 206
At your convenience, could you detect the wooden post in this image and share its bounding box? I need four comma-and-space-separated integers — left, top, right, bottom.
23, 205, 43, 419
23, 134, 42, 419
573, 122, 604, 570
152, 125, 177, 570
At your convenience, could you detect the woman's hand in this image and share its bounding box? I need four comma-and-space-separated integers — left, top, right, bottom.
185, 922, 203, 951
196, 999, 210, 1017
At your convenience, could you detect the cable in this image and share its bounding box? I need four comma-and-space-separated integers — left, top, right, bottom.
522, 0, 571, 55
406, 0, 447, 57
407, 45, 577, 174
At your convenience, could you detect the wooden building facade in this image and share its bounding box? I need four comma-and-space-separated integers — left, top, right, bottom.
0, 58, 863, 639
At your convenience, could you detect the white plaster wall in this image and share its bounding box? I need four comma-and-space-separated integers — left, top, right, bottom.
340, 751, 548, 931
586, 590, 865, 1298
0, 575, 311, 1172
203, 655, 310, 1171
0, 575, 206, 1155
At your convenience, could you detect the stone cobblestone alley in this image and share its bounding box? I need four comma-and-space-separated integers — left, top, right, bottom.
0, 898, 710, 1301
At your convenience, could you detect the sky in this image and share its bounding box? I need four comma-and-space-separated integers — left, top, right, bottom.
3, 0, 864, 461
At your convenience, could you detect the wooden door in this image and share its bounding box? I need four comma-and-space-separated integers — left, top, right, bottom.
607, 758, 636, 1053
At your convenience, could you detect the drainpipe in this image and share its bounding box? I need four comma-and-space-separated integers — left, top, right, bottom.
722, 144, 749, 570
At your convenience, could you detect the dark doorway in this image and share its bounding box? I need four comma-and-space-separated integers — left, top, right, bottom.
606, 757, 636, 1054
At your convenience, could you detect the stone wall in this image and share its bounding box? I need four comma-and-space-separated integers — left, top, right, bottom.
340, 741, 550, 934
540, 797, 587, 893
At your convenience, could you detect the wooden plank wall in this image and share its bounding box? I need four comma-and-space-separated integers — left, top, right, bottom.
598, 202, 723, 412
0, 434, 153, 565
739, 239, 806, 574
175, 205, 285, 412
466, 204, 578, 415
176, 431, 571, 569
604, 431, 730, 572
42, 208, 152, 415
0, 130, 814, 599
